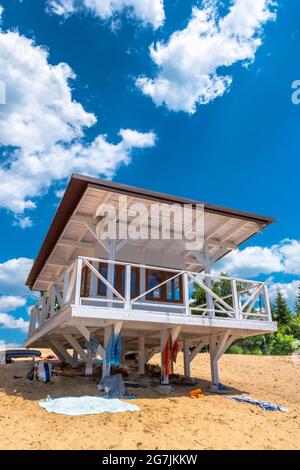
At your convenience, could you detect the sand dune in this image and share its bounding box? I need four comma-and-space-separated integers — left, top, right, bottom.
0, 352, 299, 450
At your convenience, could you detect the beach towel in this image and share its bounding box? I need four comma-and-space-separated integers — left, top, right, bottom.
99, 373, 126, 399
105, 328, 121, 366
39, 395, 139, 416
226, 395, 288, 412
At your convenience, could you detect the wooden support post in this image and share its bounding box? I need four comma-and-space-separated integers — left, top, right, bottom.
85, 351, 93, 376
138, 335, 145, 375
107, 242, 116, 307
125, 264, 131, 310
183, 338, 190, 377
209, 331, 235, 385
76, 325, 93, 376
183, 272, 190, 315
102, 325, 113, 379
263, 285, 272, 321
63, 269, 70, 305
203, 245, 214, 317
231, 279, 240, 319
49, 345, 66, 364
63, 333, 88, 361
50, 339, 75, 366
72, 349, 78, 367
90, 243, 101, 297
74, 257, 83, 306
160, 329, 169, 385
209, 335, 219, 385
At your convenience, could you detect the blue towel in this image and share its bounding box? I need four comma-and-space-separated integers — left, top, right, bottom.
227, 395, 288, 412
106, 328, 121, 366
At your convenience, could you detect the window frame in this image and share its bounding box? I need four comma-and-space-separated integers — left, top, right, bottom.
145, 269, 183, 304
97, 262, 140, 299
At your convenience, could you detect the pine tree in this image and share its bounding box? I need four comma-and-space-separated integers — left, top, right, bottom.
272, 288, 291, 326
294, 284, 300, 316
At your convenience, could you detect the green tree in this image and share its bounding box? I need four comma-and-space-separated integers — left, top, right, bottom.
271, 288, 292, 328
294, 284, 300, 316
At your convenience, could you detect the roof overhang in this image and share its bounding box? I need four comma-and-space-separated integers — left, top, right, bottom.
26, 173, 275, 290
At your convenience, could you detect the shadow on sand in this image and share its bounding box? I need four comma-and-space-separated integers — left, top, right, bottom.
0, 359, 248, 402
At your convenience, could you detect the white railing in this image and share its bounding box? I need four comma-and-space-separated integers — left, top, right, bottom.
28, 256, 273, 335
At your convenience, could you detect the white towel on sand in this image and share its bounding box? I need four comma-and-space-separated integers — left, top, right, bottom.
39, 395, 139, 416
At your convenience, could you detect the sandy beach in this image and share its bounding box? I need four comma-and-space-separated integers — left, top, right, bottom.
0, 352, 299, 450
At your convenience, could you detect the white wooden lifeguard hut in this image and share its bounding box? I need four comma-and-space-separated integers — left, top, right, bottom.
26, 174, 277, 385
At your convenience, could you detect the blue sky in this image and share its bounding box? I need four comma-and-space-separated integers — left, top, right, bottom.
0, 0, 299, 345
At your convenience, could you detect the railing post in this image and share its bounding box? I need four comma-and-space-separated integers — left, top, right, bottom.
231, 279, 240, 319
74, 257, 83, 306
28, 307, 36, 336
125, 264, 131, 310
63, 269, 70, 305
49, 286, 56, 317
183, 272, 190, 315
263, 284, 272, 321
40, 294, 47, 324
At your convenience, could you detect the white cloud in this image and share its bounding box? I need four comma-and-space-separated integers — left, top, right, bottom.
0, 296, 26, 312
0, 257, 33, 296
0, 341, 22, 348
0, 313, 29, 332
0, 129, 156, 214
0, 30, 156, 218
268, 280, 300, 306
0, 5, 3, 22
0, 31, 95, 154
137, 0, 276, 113
215, 239, 300, 279
47, 0, 165, 29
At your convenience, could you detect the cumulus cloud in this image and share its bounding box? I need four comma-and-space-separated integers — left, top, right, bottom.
0, 313, 29, 332
47, 0, 165, 29
0, 31, 95, 153
0, 296, 26, 312
0, 340, 22, 348
136, 0, 276, 113
0, 257, 33, 296
0, 30, 156, 218
268, 280, 300, 306
215, 239, 300, 278
0, 129, 156, 214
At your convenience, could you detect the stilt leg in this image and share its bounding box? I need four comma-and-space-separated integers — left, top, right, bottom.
209, 335, 219, 385
138, 336, 145, 375
72, 349, 78, 367
160, 330, 170, 385
102, 325, 113, 379
85, 351, 93, 376
183, 338, 190, 377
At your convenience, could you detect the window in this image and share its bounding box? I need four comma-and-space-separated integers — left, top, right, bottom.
146, 269, 183, 303
97, 263, 140, 299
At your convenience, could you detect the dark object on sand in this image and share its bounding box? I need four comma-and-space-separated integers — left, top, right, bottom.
4, 349, 41, 364
171, 378, 199, 386
124, 382, 148, 389
27, 367, 35, 381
